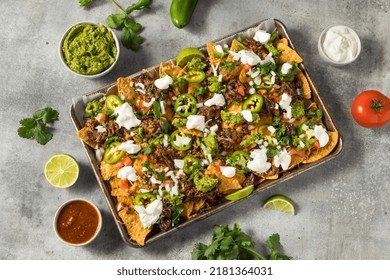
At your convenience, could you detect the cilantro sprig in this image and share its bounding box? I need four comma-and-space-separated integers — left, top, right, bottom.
192, 224, 291, 260
79, 0, 153, 50
17, 108, 59, 145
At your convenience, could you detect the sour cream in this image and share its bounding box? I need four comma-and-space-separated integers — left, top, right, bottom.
320, 25, 360, 64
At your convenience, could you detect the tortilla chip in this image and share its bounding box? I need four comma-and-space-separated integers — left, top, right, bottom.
206, 42, 223, 65
76, 127, 98, 148
230, 39, 247, 53
193, 199, 206, 213
288, 154, 306, 170
179, 127, 204, 137
278, 38, 289, 46
118, 209, 151, 246
205, 164, 244, 195
117, 77, 138, 105
100, 161, 120, 181
181, 201, 194, 220
303, 131, 339, 164
262, 174, 279, 180
297, 69, 311, 99
276, 41, 303, 64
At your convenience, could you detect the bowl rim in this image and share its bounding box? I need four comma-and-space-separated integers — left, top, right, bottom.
58, 21, 120, 78
318, 24, 361, 66
53, 198, 102, 247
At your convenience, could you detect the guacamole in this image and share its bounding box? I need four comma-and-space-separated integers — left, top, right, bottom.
62, 24, 117, 75
193, 174, 218, 193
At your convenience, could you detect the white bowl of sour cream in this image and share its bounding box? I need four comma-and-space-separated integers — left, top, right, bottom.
318, 25, 361, 66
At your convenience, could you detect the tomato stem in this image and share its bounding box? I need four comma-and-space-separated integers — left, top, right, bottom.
371, 98, 385, 113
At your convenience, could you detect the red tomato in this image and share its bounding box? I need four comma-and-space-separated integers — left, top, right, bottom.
351, 90, 390, 128
243, 64, 252, 72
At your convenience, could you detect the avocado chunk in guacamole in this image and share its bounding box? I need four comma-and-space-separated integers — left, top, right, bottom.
193, 174, 218, 193
62, 24, 117, 75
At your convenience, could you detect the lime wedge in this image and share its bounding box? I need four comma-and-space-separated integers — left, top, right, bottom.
44, 154, 79, 188
263, 194, 295, 215
225, 185, 254, 201
176, 47, 205, 67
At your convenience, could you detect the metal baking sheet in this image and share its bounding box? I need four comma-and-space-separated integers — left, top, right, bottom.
70, 18, 343, 247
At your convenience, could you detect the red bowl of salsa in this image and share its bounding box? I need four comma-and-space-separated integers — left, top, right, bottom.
53, 199, 102, 246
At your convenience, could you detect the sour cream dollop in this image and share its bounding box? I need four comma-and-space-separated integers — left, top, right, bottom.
321, 25, 359, 63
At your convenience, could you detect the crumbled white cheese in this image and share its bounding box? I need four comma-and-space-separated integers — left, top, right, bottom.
267, 126, 276, 135
186, 115, 206, 131
253, 30, 271, 44
220, 166, 236, 178
160, 101, 166, 114
215, 44, 224, 53
254, 75, 262, 85
118, 140, 141, 154
163, 134, 169, 147
143, 97, 156, 108
150, 176, 162, 185
273, 149, 291, 171
279, 93, 293, 120
134, 198, 163, 229
174, 159, 185, 169
95, 125, 106, 133
117, 166, 138, 182
313, 125, 330, 147
204, 94, 226, 107
210, 124, 219, 134
237, 50, 262, 66
154, 75, 173, 90
260, 52, 276, 65
196, 102, 204, 108
95, 147, 105, 162
218, 74, 223, 82
249, 87, 256, 94
250, 70, 260, 78
241, 109, 253, 122
173, 133, 191, 148
247, 148, 271, 174
281, 62, 293, 75
114, 102, 141, 130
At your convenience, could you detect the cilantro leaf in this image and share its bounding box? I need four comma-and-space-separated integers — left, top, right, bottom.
17, 118, 36, 139
17, 108, 59, 145
79, 0, 93, 8
191, 224, 291, 260
33, 107, 59, 124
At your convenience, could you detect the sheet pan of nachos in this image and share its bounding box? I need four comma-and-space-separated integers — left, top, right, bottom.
70, 19, 343, 247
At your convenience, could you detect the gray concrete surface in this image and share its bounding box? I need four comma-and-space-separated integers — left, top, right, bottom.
1, 0, 389, 260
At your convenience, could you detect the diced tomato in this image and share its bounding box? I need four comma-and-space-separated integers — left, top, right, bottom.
243, 64, 252, 72
161, 180, 174, 188
289, 147, 306, 158
237, 84, 246, 96
96, 113, 108, 123
312, 141, 321, 150
120, 179, 130, 192
121, 156, 133, 166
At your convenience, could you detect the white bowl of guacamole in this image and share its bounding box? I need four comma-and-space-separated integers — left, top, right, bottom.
59, 22, 120, 79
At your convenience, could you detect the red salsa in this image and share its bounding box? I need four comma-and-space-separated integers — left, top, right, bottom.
56, 200, 100, 245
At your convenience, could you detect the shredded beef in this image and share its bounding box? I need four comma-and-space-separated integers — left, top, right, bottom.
285, 124, 297, 136
279, 81, 298, 100
217, 131, 235, 154
197, 105, 221, 127
244, 39, 269, 58
158, 200, 173, 232
140, 115, 162, 138
153, 145, 178, 170
261, 96, 281, 118
223, 79, 246, 106
84, 118, 128, 147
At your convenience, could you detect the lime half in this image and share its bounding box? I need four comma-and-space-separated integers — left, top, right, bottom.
176, 47, 205, 67
44, 154, 79, 188
263, 194, 295, 215
225, 185, 254, 201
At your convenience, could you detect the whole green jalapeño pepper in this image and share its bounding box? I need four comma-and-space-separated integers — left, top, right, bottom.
134, 192, 157, 206
103, 141, 125, 164
183, 155, 201, 175
242, 94, 264, 113
170, 0, 198, 29
174, 93, 197, 117
105, 95, 124, 111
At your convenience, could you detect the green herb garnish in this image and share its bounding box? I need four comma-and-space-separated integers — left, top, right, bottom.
17, 108, 59, 145
192, 224, 291, 260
